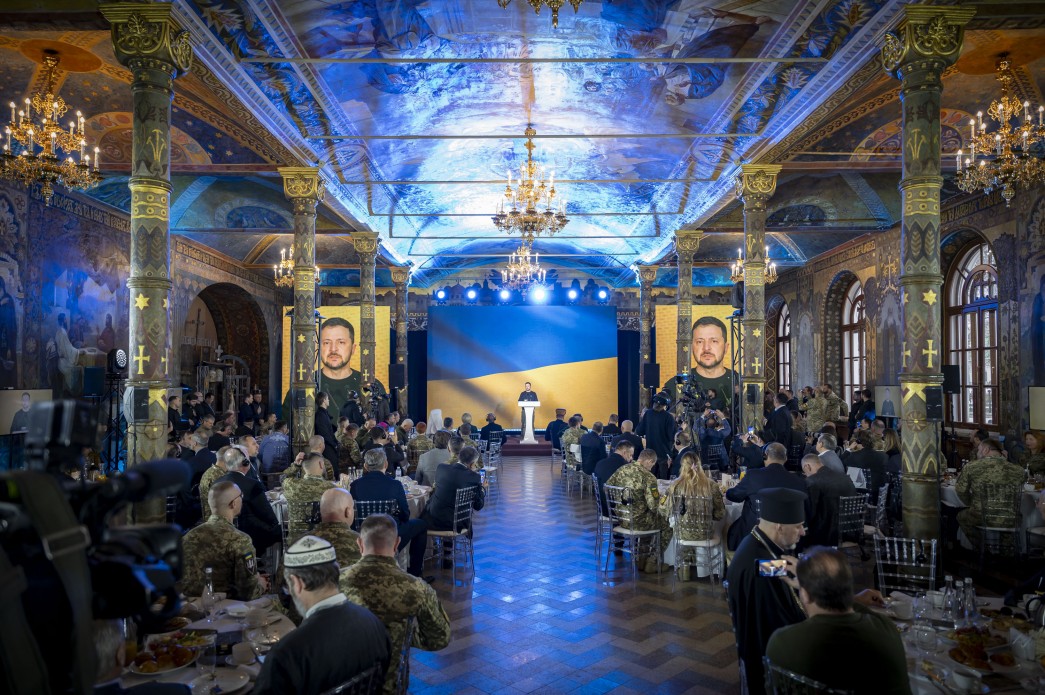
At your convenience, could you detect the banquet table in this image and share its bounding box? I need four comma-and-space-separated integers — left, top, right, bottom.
656, 479, 742, 574
940, 482, 1043, 543
120, 596, 295, 692
267, 481, 432, 522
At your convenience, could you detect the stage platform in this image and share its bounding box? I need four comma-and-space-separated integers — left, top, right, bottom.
499, 435, 552, 457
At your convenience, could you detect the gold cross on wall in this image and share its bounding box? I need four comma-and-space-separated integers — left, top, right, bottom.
922, 340, 938, 369
297, 362, 307, 381
134, 345, 150, 375
902, 341, 911, 369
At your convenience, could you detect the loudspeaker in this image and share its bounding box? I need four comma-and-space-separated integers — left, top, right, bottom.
731, 281, 745, 310
132, 387, 150, 421
389, 363, 406, 389
293, 388, 307, 410
82, 367, 104, 398
942, 365, 960, 395
642, 363, 660, 388
746, 383, 759, 405
925, 386, 944, 421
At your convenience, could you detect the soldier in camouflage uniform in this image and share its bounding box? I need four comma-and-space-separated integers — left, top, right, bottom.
606, 449, 672, 572
180, 481, 268, 599
338, 422, 363, 472
198, 446, 233, 519
283, 453, 336, 537
820, 384, 848, 425
956, 439, 1025, 548
458, 423, 479, 451
560, 416, 584, 471
406, 425, 433, 474
340, 514, 451, 694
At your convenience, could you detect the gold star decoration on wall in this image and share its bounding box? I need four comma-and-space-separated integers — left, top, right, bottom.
297, 333, 306, 343
752, 328, 762, 338
134, 293, 150, 310
922, 289, 937, 306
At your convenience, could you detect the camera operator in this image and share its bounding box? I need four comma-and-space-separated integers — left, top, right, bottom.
636, 393, 677, 480
361, 382, 390, 423
697, 408, 732, 472
732, 429, 766, 471
338, 389, 365, 427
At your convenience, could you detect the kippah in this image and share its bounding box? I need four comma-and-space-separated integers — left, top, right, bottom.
284, 535, 336, 568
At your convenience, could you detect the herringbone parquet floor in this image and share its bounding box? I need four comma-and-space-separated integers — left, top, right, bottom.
410, 456, 742, 695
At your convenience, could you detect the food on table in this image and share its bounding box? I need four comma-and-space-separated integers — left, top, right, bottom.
131, 630, 211, 674
989, 652, 1016, 668
947, 626, 1007, 650
158, 616, 191, 632
949, 646, 992, 672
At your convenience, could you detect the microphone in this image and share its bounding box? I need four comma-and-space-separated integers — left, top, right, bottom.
99, 458, 191, 504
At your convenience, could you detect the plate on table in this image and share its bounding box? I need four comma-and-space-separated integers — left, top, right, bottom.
988, 652, 1021, 673
948, 647, 993, 674
245, 597, 274, 612
188, 669, 250, 694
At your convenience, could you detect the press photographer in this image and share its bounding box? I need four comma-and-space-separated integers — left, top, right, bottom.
0, 400, 188, 695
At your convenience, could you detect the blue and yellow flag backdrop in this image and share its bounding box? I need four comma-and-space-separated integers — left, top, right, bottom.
428, 306, 618, 429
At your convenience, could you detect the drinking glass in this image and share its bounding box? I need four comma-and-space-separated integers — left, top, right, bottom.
200, 590, 216, 625
197, 642, 217, 679
914, 624, 937, 655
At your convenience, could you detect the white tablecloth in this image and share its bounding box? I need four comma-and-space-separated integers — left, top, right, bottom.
941, 483, 1043, 529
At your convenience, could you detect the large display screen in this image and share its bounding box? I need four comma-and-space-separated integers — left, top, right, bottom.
427, 306, 618, 429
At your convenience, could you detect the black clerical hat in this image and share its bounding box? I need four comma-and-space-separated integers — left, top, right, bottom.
758, 488, 807, 524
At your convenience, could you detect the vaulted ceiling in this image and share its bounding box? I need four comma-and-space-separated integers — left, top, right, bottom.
2, 1, 1044, 288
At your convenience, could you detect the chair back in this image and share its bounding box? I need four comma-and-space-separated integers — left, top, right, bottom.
763, 656, 853, 695
978, 483, 1022, 530
671, 494, 715, 541
319, 661, 382, 695
604, 485, 634, 527
837, 494, 866, 544
871, 483, 889, 534
353, 499, 400, 531
287, 495, 322, 536
873, 536, 937, 595
394, 616, 416, 695
450, 486, 479, 533
884, 472, 903, 532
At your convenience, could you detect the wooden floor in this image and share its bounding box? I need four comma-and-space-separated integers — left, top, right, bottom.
409, 456, 742, 695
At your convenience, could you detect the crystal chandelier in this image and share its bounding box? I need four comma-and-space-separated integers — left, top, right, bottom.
496, 0, 583, 29
1, 50, 102, 205
501, 241, 547, 290
955, 58, 1045, 207
728, 246, 777, 284
272, 247, 320, 288
492, 126, 568, 242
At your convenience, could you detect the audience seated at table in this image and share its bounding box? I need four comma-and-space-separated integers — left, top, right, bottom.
336, 419, 362, 472
216, 447, 281, 554
198, 445, 231, 520
259, 419, 292, 479
407, 421, 433, 469
445, 435, 467, 468
416, 431, 451, 486
545, 408, 569, 450
179, 481, 268, 600
955, 437, 1025, 548
661, 451, 724, 543
1021, 430, 1045, 475
423, 446, 485, 533
253, 536, 390, 695
605, 449, 672, 573
93, 619, 190, 695
283, 453, 336, 538
814, 433, 845, 475
765, 547, 908, 694
602, 414, 620, 436
883, 428, 902, 474
361, 426, 406, 475
580, 421, 607, 475
842, 430, 887, 503
669, 430, 696, 479
801, 453, 857, 547
305, 435, 337, 480
350, 448, 429, 578
595, 440, 634, 516
340, 514, 452, 694
609, 419, 644, 461
560, 416, 584, 471
726, 443, 807, 551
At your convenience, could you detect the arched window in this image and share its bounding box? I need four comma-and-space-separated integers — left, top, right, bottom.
841, 281, 865, 397
777, 303, 791, 393
945, 241, 998, 427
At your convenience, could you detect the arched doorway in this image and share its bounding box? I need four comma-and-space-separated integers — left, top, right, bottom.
188, 283, 270, 406
823, 270, 861, 390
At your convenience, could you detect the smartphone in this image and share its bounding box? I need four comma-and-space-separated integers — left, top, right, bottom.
758, 559, 789, 577
747, 426, 754, 434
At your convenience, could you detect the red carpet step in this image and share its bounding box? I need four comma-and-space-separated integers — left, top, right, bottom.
498, 435, 552, 457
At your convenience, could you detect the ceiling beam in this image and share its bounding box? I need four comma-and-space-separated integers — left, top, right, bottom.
335, 177, 716, 185
102, 164, 283, 175
241, 56, 829, 65
314, 132, 758, 140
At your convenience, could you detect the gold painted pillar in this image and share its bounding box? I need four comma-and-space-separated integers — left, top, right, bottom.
882, 6, 974, 540
279, 167, 324, 452
352, 231, 379, 388
102, 4, 191, 523
675, 231, 703, 398
637, 264, 658, 410
390, 266, 410, 412
734, 164, 780, 430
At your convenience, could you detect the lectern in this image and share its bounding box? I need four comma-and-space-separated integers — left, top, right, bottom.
518, 400, 539, 444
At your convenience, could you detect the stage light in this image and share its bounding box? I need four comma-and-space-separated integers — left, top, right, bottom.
597, 289, 608, 300
466, 289, 477, 301
531, 286, 547, 302
436, 289, 446, 300
499, 289, 511, 301
567, 289, 578, 301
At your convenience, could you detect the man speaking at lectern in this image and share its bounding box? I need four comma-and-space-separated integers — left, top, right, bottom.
518, 382, 538, 427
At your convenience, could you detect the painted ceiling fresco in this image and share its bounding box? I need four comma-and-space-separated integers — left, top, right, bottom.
2, 2, 1045, 287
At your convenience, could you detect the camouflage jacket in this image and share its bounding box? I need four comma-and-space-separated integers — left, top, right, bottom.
822, 393, 848, 422
606, 462, 662, 530
283, 475, 335, 537
275, 521, 362, 604
1021, 451, 1045, 476
198, 464, 226, 519
560, 427, 583, 469
340, 555, 452, 694
179, 515, 265, 600
955, 455, 1025, 523
406, 436, 433, 469
338, 434, 362, 469
804, 396, 827, 432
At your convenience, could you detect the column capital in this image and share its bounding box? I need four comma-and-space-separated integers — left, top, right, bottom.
734, 164, 781, 204
101, 3, 192, 76
352, 231, 380, 257
636, 264, 658, 287
278, 166, 325, 202
880, 6, 975, 77
390, 266, 411, 286
674, 230, 704, 258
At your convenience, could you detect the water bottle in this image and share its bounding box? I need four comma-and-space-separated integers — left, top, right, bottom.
953, 579, 965, 627
202, 566, 216, 622
396, 466, 403, 479
964, 577, 979, 624
942, 575, 955, 622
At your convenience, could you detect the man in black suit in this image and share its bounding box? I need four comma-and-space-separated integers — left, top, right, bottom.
636, 394, 676, 479
196, 391, 216, 421
670, 430, 696, 478
217, 448, 281, 553
594, 440, 634, 516
783, 388, 800, 414
350, 447, 429, 577
518, 382, 538, 427
175, 430, 218, 530
423, 447, 486, 532
314, 392, 340, 476
610, 419, 644, 461
841, 430, 888, 503
544, 408, 568, 450
602, 414, 620, 436
764, 392, 794, 449
208, 422, 233, 451
579, 421, 608, 474
732, 430, 766, 471
480, 413, 504, 443
168, 394, 184, 437
361, 426, 405, 476
801, 453, 857, 547
339, 389, 365, 426
725, 442, 807, 551
238, 392, 255, 428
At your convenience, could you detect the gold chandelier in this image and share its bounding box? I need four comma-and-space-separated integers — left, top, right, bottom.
1, 51, 102, 205
496, 0, 583, 29
955, 58, 1045, 207
728, 245, 777, 284
273, 247, 320, 288
501, 240, 547, 290
492, 126, 568, 242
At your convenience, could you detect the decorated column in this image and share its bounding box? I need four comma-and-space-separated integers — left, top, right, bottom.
637, 264, 657, 410
390, 266, 410, 412
675, 230, 703, 392
882, 6, 974, 540
279, 167, 324, 452
734, 164, 780, 430
353, 231, 379, 389
102, 4, 191, 523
